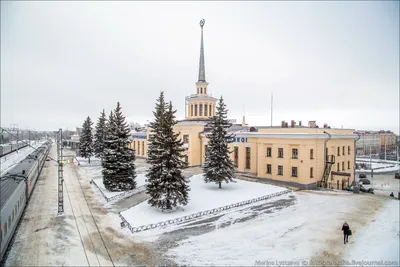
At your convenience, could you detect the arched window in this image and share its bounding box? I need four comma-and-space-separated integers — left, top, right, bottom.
204, 88, 207, 94
197, 88, 199, 94
201, 88, 203, 94
191, 104, 193, 117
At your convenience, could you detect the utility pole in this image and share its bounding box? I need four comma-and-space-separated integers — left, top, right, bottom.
57, 128, 64, 215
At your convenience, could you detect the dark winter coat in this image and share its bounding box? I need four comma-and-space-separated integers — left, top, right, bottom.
342, 223, 350, 235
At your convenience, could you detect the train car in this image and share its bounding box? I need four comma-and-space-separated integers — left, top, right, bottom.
0, 141, 51, 262
0, 142, 29, 157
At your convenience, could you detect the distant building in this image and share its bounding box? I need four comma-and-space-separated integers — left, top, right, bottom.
355, 130, 397, 155
129, 20, 358, 190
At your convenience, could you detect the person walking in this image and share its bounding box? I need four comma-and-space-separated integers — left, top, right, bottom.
342, 221, 351, 244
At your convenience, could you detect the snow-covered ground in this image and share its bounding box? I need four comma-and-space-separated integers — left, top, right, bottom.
121, 174, 287, 229
0, 141, 45, 176
345, 199, 399, 264
159, 191, 397, 266
92, 173, 147, 201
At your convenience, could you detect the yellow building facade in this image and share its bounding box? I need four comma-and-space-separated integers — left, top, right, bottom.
129, 20, 358, 189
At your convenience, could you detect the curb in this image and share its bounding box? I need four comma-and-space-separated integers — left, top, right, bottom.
121, 189, 292, 234
92, 179, 146, 203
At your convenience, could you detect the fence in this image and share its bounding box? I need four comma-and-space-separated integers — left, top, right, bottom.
92, 179, 146, 203
121, 189, 292, 234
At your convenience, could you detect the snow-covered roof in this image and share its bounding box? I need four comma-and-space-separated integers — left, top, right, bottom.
186, 94, 217, 101
201, 131, 358, 140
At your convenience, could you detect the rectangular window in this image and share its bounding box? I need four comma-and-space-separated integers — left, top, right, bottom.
342, 161, 344, 171
209, 105, 212, 116
204, 145, 208, 156
343, 146, 345, 155
310, 149, 314, 159
266, 147, 272, 157
348, 146, 351, 155
195, 104, 198, 116
266, 164, 272, 174
183, 135, 189, 144
278, 165, 283, 175
234, 147, 238, 167
348, 161, 350, 169
138, 142, 140, 155
292, 167, 298, 177
278, 148, 284, 158
142, 141, 144, 155
337, 163, 340, 171
204, 104, 208, 116
133, 141, 136, 150
191, 105, 194, 117
337, 147, 340, 156
200, 104, 203, 116
310, 167, 314, 178
245, 147, 251, 169
292, 148, 298, 159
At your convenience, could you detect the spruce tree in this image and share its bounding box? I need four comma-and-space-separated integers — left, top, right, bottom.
203, 96, 235, 189
79, 116, 94, 163
94, 109, 107, 158
102, 103, 136, 191
146, 93, 190, 210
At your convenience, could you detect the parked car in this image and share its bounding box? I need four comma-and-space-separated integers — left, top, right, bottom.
359, 173, 367, 178
395, 173, 400, 179
359, 178, 371, 185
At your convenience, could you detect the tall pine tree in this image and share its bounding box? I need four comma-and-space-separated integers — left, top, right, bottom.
146, 93, 190, 210
102, 103, 136, 191
94, 109, 107, 158
79, 116, 94, 163
203, 96, 235, 189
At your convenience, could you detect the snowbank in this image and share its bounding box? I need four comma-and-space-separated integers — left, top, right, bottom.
345, 199, 400, 263
121, 174, 288, 231
75, 156, 101, 166
92, 173, 147, 202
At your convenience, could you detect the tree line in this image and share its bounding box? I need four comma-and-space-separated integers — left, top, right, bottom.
78, 92, 235, 210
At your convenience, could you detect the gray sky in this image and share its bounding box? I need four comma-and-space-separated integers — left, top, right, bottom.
1, 1, 399, 133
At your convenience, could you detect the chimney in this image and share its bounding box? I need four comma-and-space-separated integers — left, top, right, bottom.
291, 120, 295, 128
308, 121, 316, 128
299, 121, 302, 126
281, 121, 285, 128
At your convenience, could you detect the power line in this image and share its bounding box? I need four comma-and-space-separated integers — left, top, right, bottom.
0, 127, 58, 163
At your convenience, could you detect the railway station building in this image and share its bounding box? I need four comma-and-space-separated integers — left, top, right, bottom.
129, 20, 358, 190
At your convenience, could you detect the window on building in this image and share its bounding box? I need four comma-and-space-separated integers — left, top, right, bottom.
266, 147, 272, 157
310, 167, 314, 178
292, 167, 298, 177
278, 165, 283, 175
292, 148, 298, 159
204, 145, 208, 156
209, 105, 212, 116
201, 87, 203, 94
246, 147, 251, 169
343, 146, 345, 155
348, 146, 351, 155
191, 105, 193, 117
337, 163, 340, 171
195, 104, 198, 116
200, 104, 203, 116
342, 161, 344, 171
310, 149, 314, 159
326, 147, 328, 157
204, 88, 207, 94
348, 161, 350, 169
278, 148, 284, 158
183, 135, 189, 144
266, 164, 272, 174
337, 147, 340, 156
204, 104, 208, 116
138, 142, 140, 155
234, 147, 239, 167
142, 141, 144, 155
185, 155, 188, 163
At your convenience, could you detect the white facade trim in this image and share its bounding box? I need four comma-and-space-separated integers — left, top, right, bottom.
200, 132, 358, 140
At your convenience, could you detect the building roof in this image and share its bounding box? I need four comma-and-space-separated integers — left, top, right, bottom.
186, 94, 217, 101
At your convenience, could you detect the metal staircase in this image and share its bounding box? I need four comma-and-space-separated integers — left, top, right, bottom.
319, 155, 335, 188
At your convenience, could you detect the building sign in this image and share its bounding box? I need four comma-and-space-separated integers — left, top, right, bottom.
132, 135, 147, 139
228, 137, 248, 143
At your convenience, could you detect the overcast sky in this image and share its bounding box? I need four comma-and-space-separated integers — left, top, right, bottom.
1, 1, 399, 133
